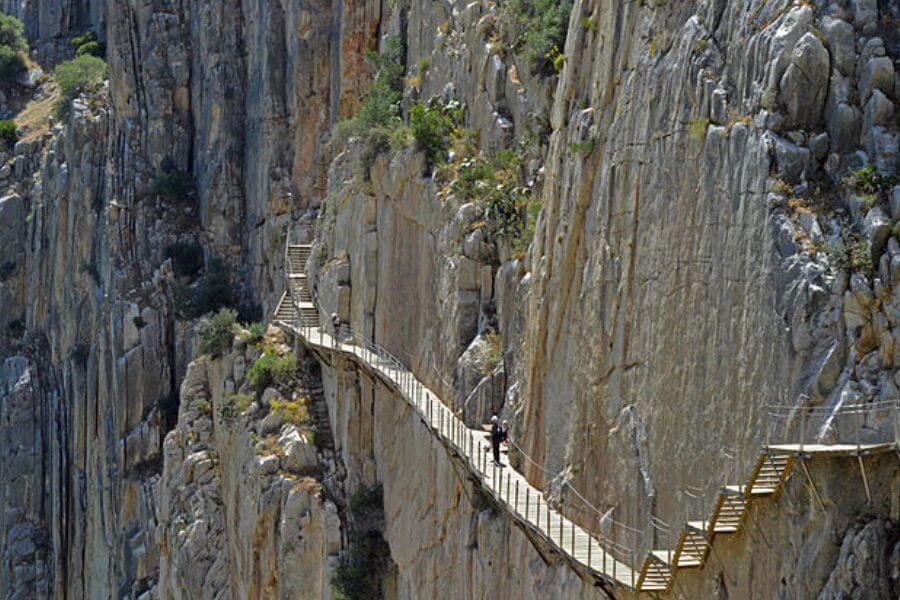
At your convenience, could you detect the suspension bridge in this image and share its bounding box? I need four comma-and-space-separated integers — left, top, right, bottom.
272, 243, 900, 595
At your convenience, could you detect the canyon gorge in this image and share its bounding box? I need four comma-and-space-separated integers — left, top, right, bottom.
0, 0, 898, 598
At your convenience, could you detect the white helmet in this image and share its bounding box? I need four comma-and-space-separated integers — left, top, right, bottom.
491, 415, 499, 424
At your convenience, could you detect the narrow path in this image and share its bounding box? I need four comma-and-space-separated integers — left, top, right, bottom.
274, 244, 900, 595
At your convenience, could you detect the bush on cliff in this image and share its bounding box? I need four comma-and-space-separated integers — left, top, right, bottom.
0, 45, 24, 84
71, 31, 105, 58
0, 12, 26, 85
0, 119, 18, 150
502, 0, 572, 77
409, 98, 464, 172
0, 13, 27, 52
333, 484, 390, 600
153, 158, 196, 205
197, 308, 237, 358
333, 36, 408, 174
53, 54, 107, 118
173, 257, 233, 319
247, 351, 299, 394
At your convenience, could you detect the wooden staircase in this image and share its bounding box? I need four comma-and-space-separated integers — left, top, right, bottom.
283, 244, 319, 327
635, 452, 795, 593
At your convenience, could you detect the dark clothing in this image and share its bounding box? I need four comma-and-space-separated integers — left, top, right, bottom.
491, 423, 506, 463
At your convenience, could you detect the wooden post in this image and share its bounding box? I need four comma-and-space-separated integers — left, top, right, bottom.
558, 506, 563, 543
544, 502, 562, 542
587, 532, 592, 568
571, 521, 575, 556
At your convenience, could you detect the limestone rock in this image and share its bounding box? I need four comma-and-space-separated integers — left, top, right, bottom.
780, 33, 830, 127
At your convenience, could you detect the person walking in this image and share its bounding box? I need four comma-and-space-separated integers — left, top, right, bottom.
490, 415, 504, 466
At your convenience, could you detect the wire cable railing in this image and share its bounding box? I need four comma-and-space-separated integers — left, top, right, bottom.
276, 240, 900, 592
765, 399, 899, 453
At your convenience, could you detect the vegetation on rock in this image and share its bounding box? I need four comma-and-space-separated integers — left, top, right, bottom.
197, 308, 237, 358
501, 0, 572, 76
154, 157, 197, 204
164, 241, 204, 278
71, 31, 105, 58
0, 119, 18, 150
409, 98, 464, 172
334, 37, 407, 174
247, 351, 300, 394
173, 257, 233, 319
333, 484, 391, 600
0, 12, 27, 84
53, 54, 107, 118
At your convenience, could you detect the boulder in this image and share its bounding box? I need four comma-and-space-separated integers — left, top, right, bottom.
779, 33, 830, 127
859, 57, 894, 104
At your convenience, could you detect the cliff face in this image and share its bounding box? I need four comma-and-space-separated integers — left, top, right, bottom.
0, 0, 898, 599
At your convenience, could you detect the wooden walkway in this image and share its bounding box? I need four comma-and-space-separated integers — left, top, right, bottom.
273, 243, 900, 595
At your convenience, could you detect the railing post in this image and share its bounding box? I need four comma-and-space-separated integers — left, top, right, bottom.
506, 471, 510, 501
536, 493, 541, 529
602, 534, 607, 576
587, 531, 592, 568
571, 520, 575, 556
515, 480, 519, 513
477, 440, 481, 470
800, 407, 806, 453
544, 500, 562, 542
526, 488, 530, 520
559, 508, 563, 544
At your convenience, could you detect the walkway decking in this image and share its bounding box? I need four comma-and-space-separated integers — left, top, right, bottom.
273, 243, 900, 595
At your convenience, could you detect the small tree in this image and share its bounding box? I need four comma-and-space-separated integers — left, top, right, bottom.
0, 120, 17, 150
0, 13, 27, 52
196, 308, 237, 358
53, 54, 107, 117
0, 45, 24, 83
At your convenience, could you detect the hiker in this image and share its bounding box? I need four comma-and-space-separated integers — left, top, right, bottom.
491, 415, 505, 466
330, 312, 340, 334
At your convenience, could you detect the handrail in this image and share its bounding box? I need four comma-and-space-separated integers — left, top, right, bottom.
278, 243, 900, 593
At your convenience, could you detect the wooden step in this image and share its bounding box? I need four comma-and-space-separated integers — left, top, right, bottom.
650, 549, 701, 569
686, 520, 737, 535
724, 484, 775, 496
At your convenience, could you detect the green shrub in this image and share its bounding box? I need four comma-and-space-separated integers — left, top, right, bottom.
0, 45, 25, 83
333, 484, 390, 600
688, 118, 709, 143
5, 317, 24, 339
269, 397, 309, 426
333, 37, 408, 174
247, 351, 299, 394
409, 98, 464, 172
245, 322, 266, 345
70, 31, 97, 50
71, 31, 105, 57
0, 260, 15, 281
443, 146, 533, 255
0, 13, 27, 52
53, 54, 107, 117
846, 165, 896, 197
164, 241, 204, 278
192, 398, 212, 414
174, 258, 233, 319
219, 393, 253, 421
502, 0, 573, 77
196, 308, 237, 358
153, 160, 196, 204
0, 120, 18, 150
75, 41, 104, 57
